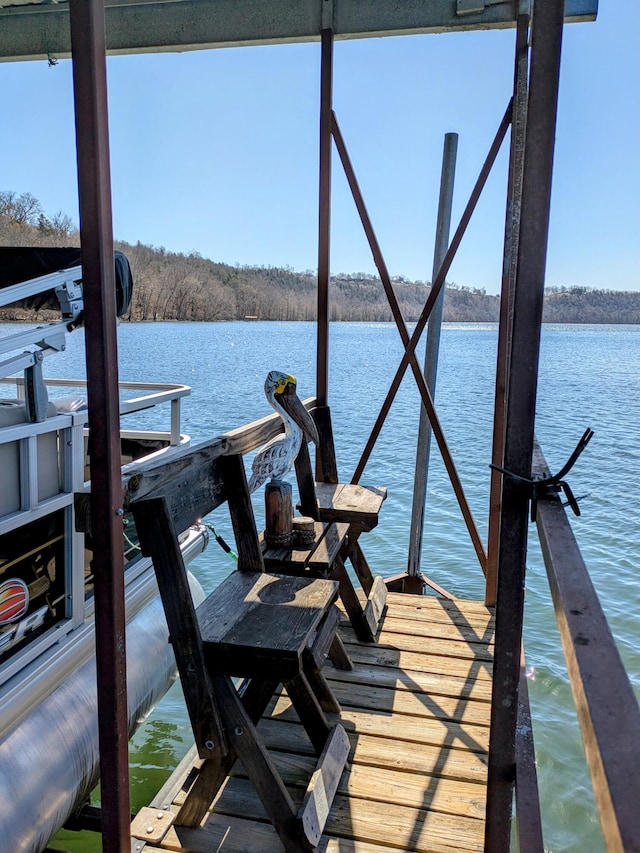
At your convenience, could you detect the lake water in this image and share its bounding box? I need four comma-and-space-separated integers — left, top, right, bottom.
33, 320, 638, 853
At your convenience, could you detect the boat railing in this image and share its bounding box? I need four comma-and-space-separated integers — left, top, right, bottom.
0, 375, 194, 682
0, 377, 190, 533
2, 376, 190, 447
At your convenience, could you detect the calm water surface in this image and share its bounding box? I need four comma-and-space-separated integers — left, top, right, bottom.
34, 320, 638, 853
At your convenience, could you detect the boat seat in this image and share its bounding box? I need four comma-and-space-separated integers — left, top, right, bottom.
131, 452, 350, 853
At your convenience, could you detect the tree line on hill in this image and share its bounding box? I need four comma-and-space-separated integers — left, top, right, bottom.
1, 190, 638, 324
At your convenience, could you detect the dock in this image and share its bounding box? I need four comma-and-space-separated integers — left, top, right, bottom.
132, 591, 494, 853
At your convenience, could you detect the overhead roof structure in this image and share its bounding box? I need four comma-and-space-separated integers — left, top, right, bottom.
0, 0, 597, 61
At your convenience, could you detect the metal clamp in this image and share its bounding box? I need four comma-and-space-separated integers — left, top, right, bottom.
490, 427, 594, 522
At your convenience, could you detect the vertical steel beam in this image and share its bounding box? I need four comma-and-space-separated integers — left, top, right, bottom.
69, 2, 131, 850
486, 13, 530, 606
484, 2, 565, 850
407, 132, 458, 578
316, 27, 333, 412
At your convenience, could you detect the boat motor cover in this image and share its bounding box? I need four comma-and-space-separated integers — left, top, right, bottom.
0, 247, 133, 317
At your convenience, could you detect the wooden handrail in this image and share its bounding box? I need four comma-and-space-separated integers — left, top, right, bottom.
533, 442, 640, 853
121, 397, 317, 509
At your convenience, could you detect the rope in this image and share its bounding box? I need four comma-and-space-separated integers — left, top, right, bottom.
122, 518, 141, 555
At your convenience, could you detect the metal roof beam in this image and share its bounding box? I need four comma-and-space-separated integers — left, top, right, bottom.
0, 0, 597, 63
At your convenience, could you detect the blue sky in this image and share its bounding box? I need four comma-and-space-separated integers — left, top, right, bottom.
1, 3, 638, 294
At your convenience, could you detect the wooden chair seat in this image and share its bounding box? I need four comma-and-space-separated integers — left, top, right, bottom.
198, 569, 342, 681
314, 482, 387, 533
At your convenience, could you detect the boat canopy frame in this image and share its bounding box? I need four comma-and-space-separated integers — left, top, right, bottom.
0, 0, 597, 62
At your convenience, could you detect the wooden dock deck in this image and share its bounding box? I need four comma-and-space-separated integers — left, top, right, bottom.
133, 592, 494, 853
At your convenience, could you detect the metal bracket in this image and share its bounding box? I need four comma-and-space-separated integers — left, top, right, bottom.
490, 427, 594, 522
131, 806, 175, 845
321, 0, 334, 31
24, 351, 48, 423
55, 278, 84, 321
457, 0, 485, 14
456, 0, 515, 15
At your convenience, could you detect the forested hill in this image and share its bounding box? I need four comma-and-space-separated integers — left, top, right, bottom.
1, 191, 639, 324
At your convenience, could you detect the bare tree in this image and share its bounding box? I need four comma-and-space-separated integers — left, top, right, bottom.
0, 190, 43, 225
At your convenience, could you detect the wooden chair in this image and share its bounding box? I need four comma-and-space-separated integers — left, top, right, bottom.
131, 452, 350, 853
293, 404, 388, 642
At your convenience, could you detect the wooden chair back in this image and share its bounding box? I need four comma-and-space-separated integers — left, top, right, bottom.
131, 452, 265, 758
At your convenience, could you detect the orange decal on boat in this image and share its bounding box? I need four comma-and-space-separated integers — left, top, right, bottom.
0, 578, 29, 624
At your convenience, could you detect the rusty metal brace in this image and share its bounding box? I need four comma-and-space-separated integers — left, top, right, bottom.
490, 427, 594, 522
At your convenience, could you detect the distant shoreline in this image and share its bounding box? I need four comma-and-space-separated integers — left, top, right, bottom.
2, 194, 638, 325
2, 315, 639, 326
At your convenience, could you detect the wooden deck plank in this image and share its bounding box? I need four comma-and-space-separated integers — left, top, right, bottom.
226, 751, 486, 819
340, 625, 494, 662
270, 697, 490, 754
254, 719, 489, 785
343, 643, 493, 681
342, 590, 493, 619
383, 593, 494, 620
211, 778, 484, 851
326, 660, 493, 703
135, 593, 493, 853
166, 813, 420, 853
370, 615, 495, 645
323, 679, 492, 726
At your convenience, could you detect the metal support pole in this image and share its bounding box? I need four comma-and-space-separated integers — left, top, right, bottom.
486, 13, 530, 607
407, 132, 458, 578
316, 27, 333, 412
69, 2, 131, 850
484, 2, 565, 850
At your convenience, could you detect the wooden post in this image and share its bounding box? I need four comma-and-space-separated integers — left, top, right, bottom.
265, 480, 293, 547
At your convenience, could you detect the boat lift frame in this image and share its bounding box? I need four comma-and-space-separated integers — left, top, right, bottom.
13, 1, 637, 851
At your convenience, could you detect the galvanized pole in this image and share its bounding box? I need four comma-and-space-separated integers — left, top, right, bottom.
407, 133, 458, 580
69, 1, 131, 850
484, 1, 565, 850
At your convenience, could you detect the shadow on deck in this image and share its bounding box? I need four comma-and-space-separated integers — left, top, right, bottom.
136, 591, 495, 853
